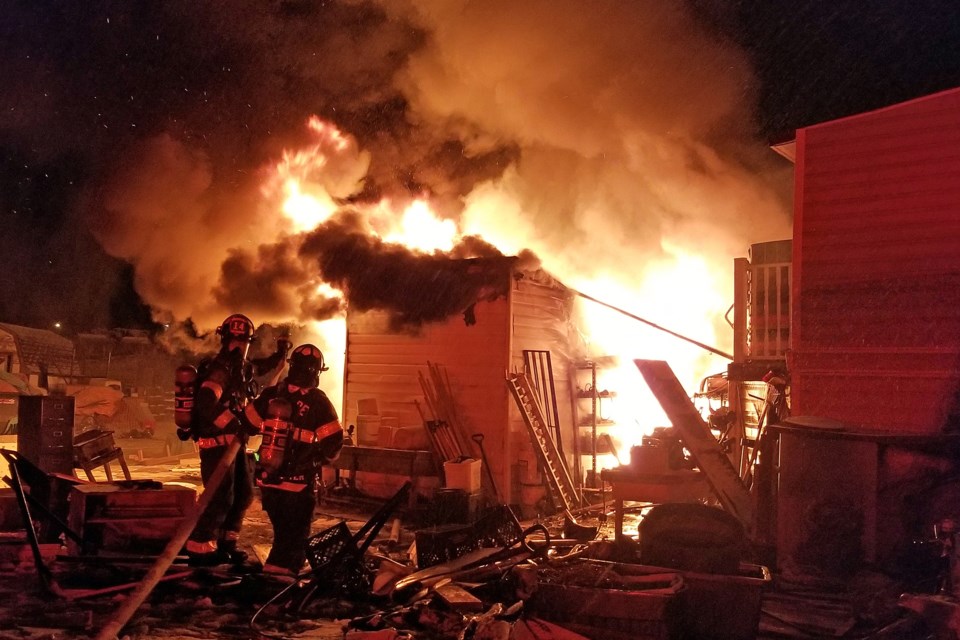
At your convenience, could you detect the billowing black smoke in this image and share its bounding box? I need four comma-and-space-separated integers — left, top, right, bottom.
1, 0, 804, 338
307, 215, 537, 330
211, 209, 540, 332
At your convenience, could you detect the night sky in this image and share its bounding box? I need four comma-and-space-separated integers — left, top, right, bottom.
1, 0, 958, 335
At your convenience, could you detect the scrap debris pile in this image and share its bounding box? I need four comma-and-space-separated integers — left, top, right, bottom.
271, 497, 761, 640
250, 490, 714, 640
0, 462, 763, 640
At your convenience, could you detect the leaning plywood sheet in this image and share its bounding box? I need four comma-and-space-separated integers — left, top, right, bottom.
634, 359, 755, 533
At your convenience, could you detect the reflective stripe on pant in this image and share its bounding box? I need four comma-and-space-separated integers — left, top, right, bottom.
261, 484, 315, 574
188, 445, 254, 546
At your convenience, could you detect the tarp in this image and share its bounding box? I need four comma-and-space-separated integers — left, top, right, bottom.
0, 370, 45, 395
102, 397, 156, 433
69, 385, 124, 417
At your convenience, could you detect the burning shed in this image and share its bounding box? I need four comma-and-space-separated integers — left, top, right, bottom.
341, 255, 576, 511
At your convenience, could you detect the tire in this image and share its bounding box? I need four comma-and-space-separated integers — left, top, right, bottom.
638, 503, 746, 574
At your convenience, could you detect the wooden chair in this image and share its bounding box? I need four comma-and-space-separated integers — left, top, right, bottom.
73, 429, 131, 482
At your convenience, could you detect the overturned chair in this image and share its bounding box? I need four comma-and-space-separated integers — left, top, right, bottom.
73, 429, 131, 482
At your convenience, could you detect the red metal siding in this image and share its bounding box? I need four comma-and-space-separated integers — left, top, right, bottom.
793, 88, 960, 433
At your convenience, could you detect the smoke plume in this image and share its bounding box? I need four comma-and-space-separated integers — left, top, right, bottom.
3, 1, 792, 345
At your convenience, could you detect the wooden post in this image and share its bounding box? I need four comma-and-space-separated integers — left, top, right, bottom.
94, 438, 244, 640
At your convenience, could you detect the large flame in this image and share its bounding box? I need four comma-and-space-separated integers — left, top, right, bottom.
82, 3, 792, 482
266, 117, 732, 463
256, 119, 474, 412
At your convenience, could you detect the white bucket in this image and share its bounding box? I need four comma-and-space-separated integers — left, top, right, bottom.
356, 414, 381, 446
443, 458, 482, 494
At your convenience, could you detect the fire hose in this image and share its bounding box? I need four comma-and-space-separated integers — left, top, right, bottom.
94, 437, 245, 640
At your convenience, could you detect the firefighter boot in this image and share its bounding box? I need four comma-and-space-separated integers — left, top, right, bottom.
186, 548, 231, 567
219, 537, 249, 565
185, 540, 231, 567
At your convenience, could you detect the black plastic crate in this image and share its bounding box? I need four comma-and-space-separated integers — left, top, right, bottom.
414, 505, 522, 568
305, 521, 371, 595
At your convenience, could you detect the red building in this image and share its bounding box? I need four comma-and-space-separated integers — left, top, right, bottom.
776, 87, 960, 577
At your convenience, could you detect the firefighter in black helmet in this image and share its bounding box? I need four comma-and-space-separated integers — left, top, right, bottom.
184, 313, 290, 566
244, 343, 344, 579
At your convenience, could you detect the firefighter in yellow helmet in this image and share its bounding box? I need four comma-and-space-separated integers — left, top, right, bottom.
183, 313, 290, 566
243, 343, 344, 579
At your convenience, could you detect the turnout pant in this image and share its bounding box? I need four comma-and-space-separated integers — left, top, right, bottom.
261, 484, 316, 573
189, 444, 254, 548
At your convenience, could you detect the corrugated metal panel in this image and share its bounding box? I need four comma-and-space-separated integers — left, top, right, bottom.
793, 88, 960, 433
344, 293, 513, 498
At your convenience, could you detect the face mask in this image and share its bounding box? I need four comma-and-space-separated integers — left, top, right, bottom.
225, 340, 250, 361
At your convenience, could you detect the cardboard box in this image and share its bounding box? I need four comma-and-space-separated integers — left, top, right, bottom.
355, 415, 381, 446
443, 458, 481, 494
531, 574, 682, 640
377, 425, 397, 448
392, 426, 430, 450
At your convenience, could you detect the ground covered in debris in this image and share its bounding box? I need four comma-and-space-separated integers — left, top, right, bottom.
0, 434, 954, 640
0, 432, 369, 640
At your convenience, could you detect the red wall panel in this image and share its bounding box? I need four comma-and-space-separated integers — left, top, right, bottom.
793, 88, 960, 433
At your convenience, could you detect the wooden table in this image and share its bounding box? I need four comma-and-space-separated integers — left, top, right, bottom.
601, 466, 711, 540
332, 445, 440, 508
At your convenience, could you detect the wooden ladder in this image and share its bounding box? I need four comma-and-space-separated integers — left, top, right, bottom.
506, 372, 581, 511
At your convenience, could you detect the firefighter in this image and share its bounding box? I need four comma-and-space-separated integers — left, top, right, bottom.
183, 313, 290, 566
245, 343, 344, 579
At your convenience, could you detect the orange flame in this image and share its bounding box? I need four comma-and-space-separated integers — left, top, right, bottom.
262, 117, 733, 462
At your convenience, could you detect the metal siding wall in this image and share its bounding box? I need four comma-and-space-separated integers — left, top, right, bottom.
344, 294, 513, 498
509, 276, 576, 496
793, 89, 960, 433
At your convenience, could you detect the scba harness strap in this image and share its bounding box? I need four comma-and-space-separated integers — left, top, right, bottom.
197, 434, 236, 449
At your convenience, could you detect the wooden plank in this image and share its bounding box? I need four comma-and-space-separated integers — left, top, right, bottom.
633, 360, 755, 533
435, 583, 484, 612
252, 543, 271, 567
